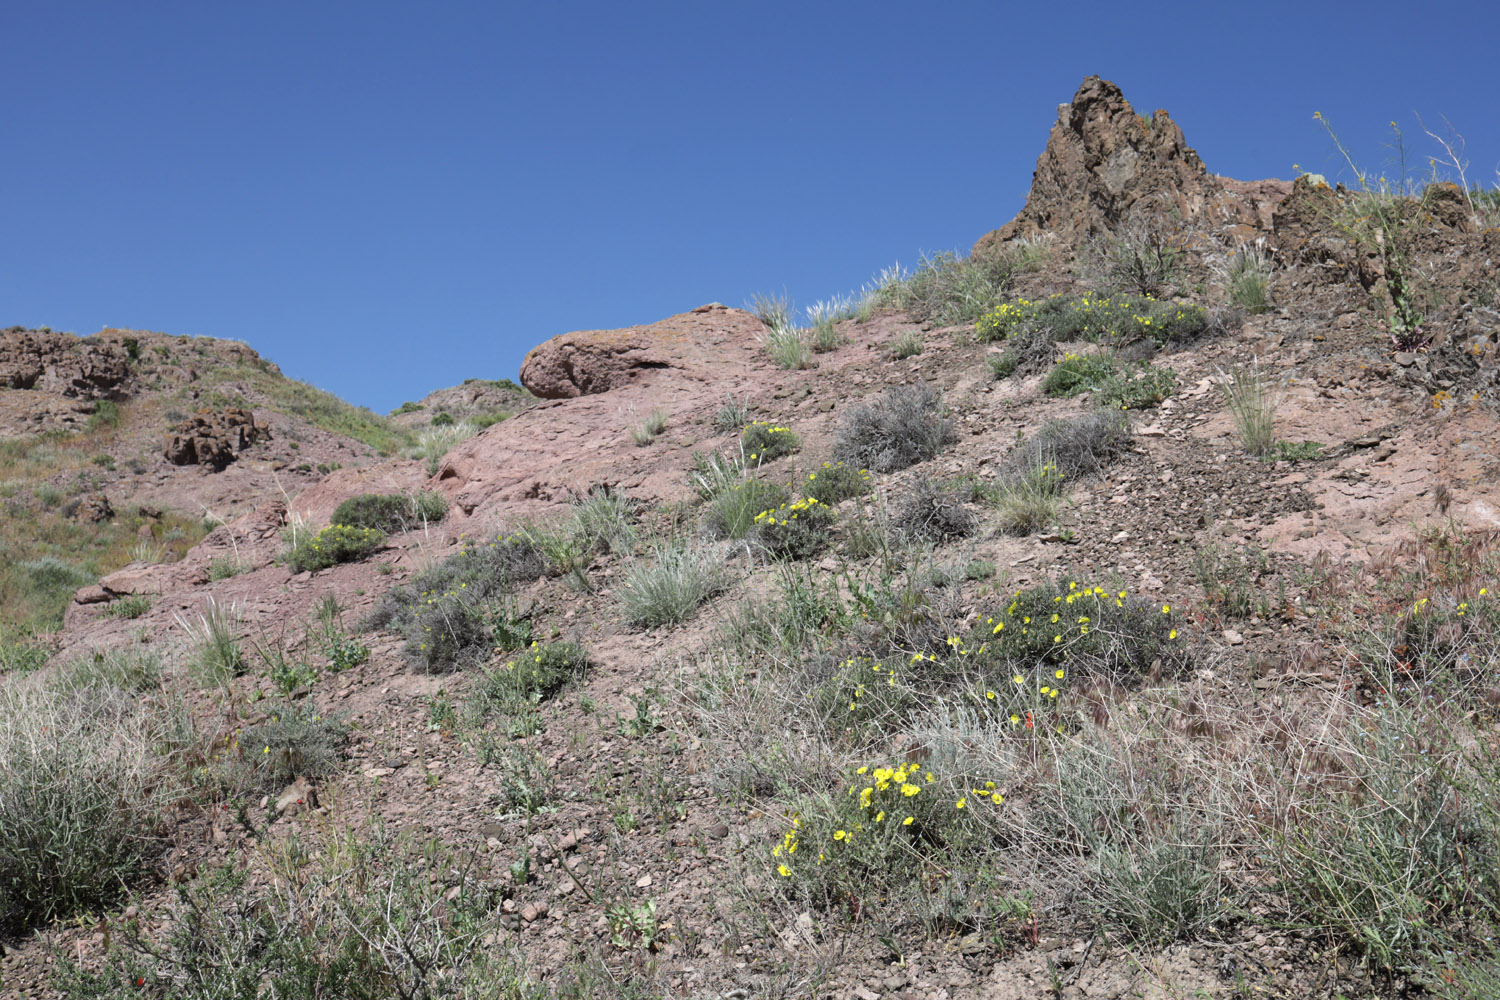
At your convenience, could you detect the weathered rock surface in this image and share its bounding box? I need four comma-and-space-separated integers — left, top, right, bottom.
164, 407, 269, 470
0, 329, 130, 397
974, 76, 1288, 253
519, 303, 766, 399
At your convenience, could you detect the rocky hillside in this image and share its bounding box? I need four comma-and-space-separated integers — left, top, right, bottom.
4, 77, 1500, 999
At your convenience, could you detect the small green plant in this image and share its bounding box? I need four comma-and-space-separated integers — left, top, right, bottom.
0, 627, 51, 674
286, 524, 384, 573
607, 898, 661, 952
713, 394, 750, 433
103, 594, 151, 619
87, 400, 121, 431
483, 745, 554, 817
762, 326, 812, 370
689, 448, 746, 500
471, 641, 589, 715
742, 420, 801, 463
628, 407, 668, 446
888, 330, 923, 359
975, 292, 1209, 348
992, 451, 1066, 536
965, 559, 997, 580
1269, 439, 1324, 462
1097, 361, 1177, 410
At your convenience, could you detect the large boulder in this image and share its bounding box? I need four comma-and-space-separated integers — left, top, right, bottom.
520, 303, 767, 399
164, 407, 269, 471
974, 76, 1288, 254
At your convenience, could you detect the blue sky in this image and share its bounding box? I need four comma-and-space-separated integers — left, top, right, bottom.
5, 1, 1497, 413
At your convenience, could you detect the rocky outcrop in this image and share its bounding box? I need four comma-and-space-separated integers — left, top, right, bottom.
974, 77, 1289, 254
0, 329, 130, 397
520, 303, 767, 399
164, 407, 269, 471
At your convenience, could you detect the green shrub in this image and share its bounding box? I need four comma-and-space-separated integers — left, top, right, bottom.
87, 400, 121, 431
742, 420, 801, 462
975, 293, 1209, 347
1001, 410, 1130, 483
958, 578, 1189, 684
231, 701, 346, 791
431, 410, 455, 426
1041, 352, 1119, 397
103, 594, 151, 619
802, 461, 871, 505
753, 497, 836, 560
706, 479, 789, 540
331, 491, 448, 533
832, 382, 954, 473
286, 524, 384, 573
619, 543, 728, 629
208, 554, 248, 580
1098, 361, 1177, 410
0, 627, 50, 674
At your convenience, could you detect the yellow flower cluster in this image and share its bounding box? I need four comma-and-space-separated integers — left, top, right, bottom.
754, 495, 824, 527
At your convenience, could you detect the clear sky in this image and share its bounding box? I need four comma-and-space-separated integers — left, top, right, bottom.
5, 1, 1497, 413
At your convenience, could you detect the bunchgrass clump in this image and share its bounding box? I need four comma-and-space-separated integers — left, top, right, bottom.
176, 598, 245, 684
628, 407, 668, 446
888, 330, 923, 359
0, 675, 178, 934
832, 382, 954, 474
1214, 242, 1274, 314
619, 543, 728, 629
706, 479, 789, 540
285, 523, 384, 573
1079, 219, 1188, 297
103, 594, 151, 619
689, 448, 747, 501
410, 420, 479, 475
742, 420, 801, 463
56, 824, 530, 998
1221, 361, 1277, 456
330, 491, 448, 533
991, 450, 1066, 536
870, 245, 1045, 327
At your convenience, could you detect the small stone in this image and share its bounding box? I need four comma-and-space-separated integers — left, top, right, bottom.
635, 874, 652, 888
1223, 629, 1245, 645
708, 823, 730, 840
557, 878, 577, 896
520, 902, 547, 922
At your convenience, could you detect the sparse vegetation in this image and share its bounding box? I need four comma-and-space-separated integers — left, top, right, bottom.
887, 329, 923, 359
628, 407, 668, 446
870, 242, 1048, 327
1215, 241, 1274, 313
802, 461, 871, 505
1079, 218, 1188, 296
230, 700, 346, 791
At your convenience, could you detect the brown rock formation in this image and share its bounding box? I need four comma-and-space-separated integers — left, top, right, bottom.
520, 303, 767, 399
0, 329, 130, 397
164, 407, 269, 471
974, 76, 1289, 255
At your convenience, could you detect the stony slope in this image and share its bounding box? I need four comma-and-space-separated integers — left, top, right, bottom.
4, 77, 1500, 1000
